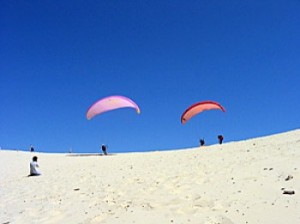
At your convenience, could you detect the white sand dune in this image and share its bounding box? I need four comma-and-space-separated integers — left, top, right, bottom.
1, 129, 299, 224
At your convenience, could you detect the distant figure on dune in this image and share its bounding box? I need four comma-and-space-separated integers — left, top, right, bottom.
199, 139, 205, 146
101, 144, 108, 155
29, 156, 41, 176
30, 144, 34, 152
218, 135, 224, 144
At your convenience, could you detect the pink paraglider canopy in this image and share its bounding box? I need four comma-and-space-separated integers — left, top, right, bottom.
86, 95, 140, 120
181, 100, 225, 124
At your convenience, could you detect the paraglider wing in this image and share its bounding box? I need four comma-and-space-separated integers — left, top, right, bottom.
86, 95, 140, 120
181, 100, 225, 124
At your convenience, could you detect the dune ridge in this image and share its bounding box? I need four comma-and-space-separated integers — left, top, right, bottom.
1, 129, 299, 224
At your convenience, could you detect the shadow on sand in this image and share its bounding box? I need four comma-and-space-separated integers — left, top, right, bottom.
67, 153, 115, 157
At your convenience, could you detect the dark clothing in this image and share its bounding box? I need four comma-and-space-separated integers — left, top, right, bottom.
218, 135, 224, 144
200, 139, 205, 146
101, 145, 107, 155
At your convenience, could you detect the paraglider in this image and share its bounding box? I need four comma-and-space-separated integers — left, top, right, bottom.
86, 95, 140, 120
181, 100, 225, 124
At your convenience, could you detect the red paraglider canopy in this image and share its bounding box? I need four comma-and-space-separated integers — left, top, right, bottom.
181, 100, 225, 124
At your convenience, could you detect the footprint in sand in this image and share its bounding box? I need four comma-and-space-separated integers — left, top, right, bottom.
205, 215, 234, 224
190, 198, 219, 213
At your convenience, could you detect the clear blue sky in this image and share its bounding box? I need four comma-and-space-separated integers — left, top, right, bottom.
1, 0, 299, 153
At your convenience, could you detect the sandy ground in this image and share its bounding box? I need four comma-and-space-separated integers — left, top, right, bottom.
1, 129, 299, 224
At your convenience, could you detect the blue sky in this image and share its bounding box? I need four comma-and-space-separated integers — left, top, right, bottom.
1, 0, 299, 153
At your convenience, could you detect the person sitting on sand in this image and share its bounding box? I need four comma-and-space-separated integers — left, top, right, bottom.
29, 156, 41, 176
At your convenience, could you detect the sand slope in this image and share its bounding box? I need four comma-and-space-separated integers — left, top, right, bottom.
1, 129, 299, 224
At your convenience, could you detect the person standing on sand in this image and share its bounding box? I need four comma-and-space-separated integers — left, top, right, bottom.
30, 144, 34, 152
101, 144, 108, 155
199, 138, 205, 146
29, 156, 41, 176
218, 135, 224, 144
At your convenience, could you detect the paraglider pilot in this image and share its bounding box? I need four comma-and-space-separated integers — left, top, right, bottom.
218, 135, 224, 144
199, 139, 205, 146
101, 144, 108, 155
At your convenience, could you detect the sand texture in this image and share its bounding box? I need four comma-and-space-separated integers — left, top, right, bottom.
1, 129, 299, 224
